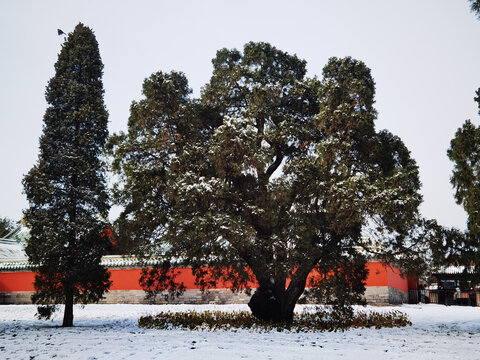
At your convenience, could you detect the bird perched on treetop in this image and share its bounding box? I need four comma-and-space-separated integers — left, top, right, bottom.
57, 29, 66, 36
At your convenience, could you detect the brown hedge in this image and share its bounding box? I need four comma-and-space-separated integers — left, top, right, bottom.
138, 309, 412, 332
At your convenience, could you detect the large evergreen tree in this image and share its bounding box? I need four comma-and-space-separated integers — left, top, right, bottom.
109, 43, 423, 321
23, 23, 111, 327
439, 1, 480, 280
446, 91, 480, 280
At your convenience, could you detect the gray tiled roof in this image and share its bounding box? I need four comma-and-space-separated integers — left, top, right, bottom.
0, 255, 163, 271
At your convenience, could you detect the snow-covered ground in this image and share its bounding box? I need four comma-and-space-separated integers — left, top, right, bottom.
1, 304, 480, 359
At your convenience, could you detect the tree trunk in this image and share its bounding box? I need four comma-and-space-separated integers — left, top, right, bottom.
248, 285, 283, 321
62, 290, 74, 327
248, 274, 308, 322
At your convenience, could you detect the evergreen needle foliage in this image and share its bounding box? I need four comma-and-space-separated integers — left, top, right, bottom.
431, 4, 480, 280
23, 23, 111, 327
445, 88, 480, 281
469, 0, 480, 18
109, 43, 425, 322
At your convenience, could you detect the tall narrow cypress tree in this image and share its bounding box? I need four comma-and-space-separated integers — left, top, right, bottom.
23, 23, 111, 327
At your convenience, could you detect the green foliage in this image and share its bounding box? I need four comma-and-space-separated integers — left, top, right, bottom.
468, 0, 480, 18
106, 71, 199, 257
0, 217, 15, 238
36, 305, 57, 320
109, 43, 423, 322
139, 261, 186, 302
445, 88, 480, 281
22, 23, 111, 327
448, 120, 480, 232
303, 254, 368, 317
138, 309, 412, 332
475, 88, 480, 111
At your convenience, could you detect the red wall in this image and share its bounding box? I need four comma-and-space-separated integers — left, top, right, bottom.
109, 269, 143, 290
0, 268, 247, 292
365, 262, 389, 287
0, 262, 409, 293
363, 262, 409, 291
387, 265, 409, 292
109, 268, 207, 290
0, 272, 35, 291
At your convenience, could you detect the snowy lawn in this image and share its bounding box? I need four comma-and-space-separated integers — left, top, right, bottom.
1, 304, 480, 359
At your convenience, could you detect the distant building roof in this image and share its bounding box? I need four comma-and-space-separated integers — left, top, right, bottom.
0, 225, 29, 262
0, 224, 166, 271
433, 266, 476, 275
0, 239, 27, 262
2, 224, 30, 243
0, 255, 161, 271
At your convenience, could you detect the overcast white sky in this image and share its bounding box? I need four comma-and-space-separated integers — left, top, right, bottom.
1, 0, 479, 230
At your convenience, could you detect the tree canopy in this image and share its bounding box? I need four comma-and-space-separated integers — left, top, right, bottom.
446, 90, 480, 280
23, 23, 111, 327
109, 42, 423, 321
438, 0, 480, 282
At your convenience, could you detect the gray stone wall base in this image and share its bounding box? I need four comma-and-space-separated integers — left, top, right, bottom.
99, 289, 252, 305
1, 287, 406, 305
388, 287, 408, 304
364, 286, 389, 304
0, 291, 33, 304
0, 289, 252, 305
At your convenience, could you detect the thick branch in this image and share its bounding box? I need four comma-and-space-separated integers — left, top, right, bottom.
262, 150, 284, 182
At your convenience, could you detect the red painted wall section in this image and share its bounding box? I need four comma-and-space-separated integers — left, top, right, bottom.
386, 265, 409, 292
408, 276, 418, 290
109, 269, 143, 290
0, 272, 35, 292
0, 269, 214, 292
364, 262, 388, 287
0, 268, 256, 292
109, 268, 215, 291
1, 262, 409, 292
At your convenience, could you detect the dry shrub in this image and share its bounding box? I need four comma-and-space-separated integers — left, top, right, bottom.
138, 309, 411, 332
